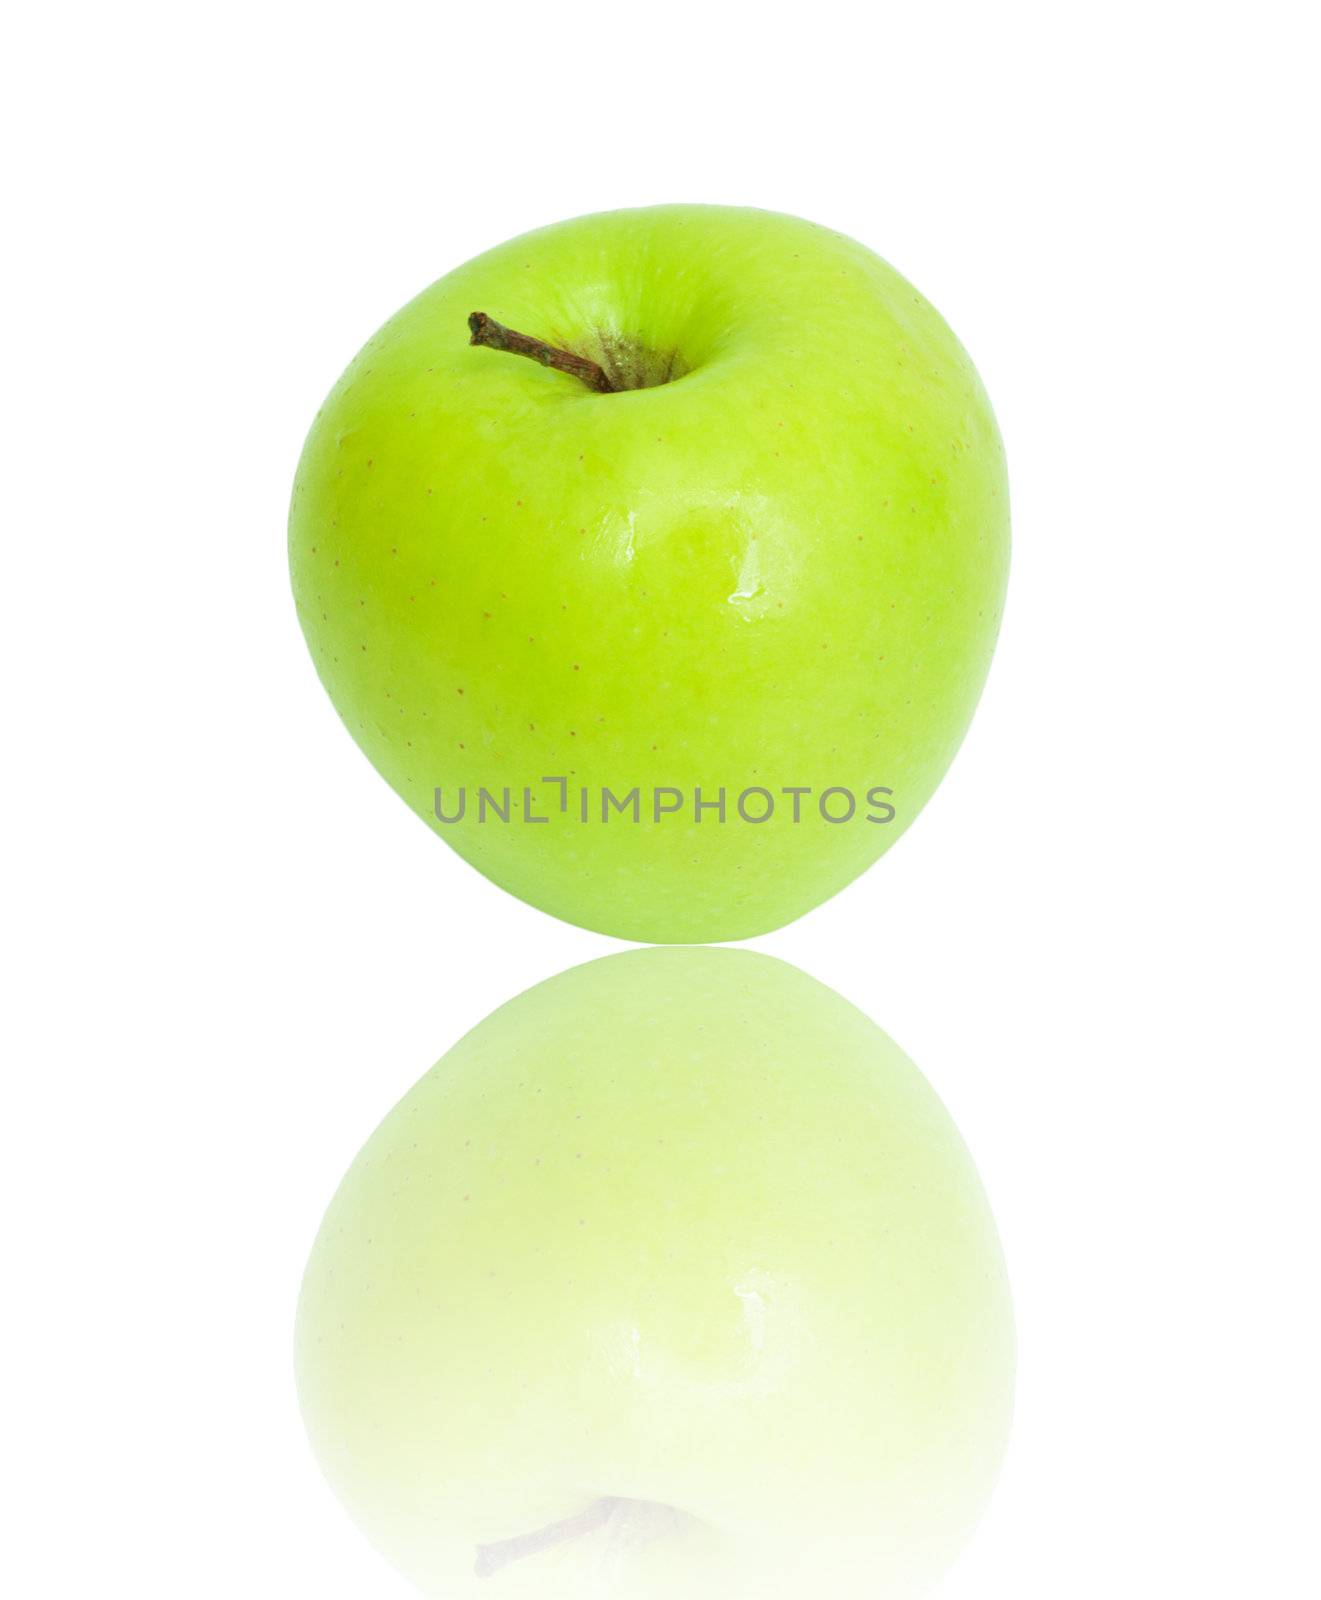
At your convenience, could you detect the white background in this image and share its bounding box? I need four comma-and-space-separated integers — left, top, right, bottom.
4, 3, 1318, 1595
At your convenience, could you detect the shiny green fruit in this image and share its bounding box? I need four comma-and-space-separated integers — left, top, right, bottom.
296, 948, 1014, 1598
289, 206, 1009, 941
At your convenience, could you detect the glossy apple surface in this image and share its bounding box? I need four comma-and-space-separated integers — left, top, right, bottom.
296, 948, 1014, 1598
289, 205, 1009, 942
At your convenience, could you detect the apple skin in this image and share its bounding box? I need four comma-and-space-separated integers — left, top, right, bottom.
289, 205, 1009, 943
295, 948, 1014, 1599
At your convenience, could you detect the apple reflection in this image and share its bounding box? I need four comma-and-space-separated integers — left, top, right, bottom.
296, 948, 1013, 1598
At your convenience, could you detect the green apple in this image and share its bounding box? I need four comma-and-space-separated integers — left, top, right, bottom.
289, 205, 1009, 943
296, 948, 1014, 1598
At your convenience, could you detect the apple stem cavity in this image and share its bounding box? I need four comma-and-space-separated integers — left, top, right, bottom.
468, 312, 616, 394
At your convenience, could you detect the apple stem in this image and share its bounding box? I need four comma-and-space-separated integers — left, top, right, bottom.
474, 1496, 620, 1578
468, 312, 615, 394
